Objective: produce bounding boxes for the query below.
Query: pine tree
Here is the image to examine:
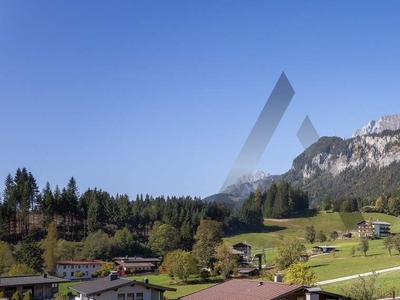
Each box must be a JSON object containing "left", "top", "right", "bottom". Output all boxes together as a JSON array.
[
  {"left": 3, "top": 173, "right": 16, "bottom": 238},
  {"left": 15, "top": 232, "right": 44, "bottom": 273},
  {"left": 10, "top": 291, "right": 21, "bottom": 300},
  {"left": 263, "top": 183, "right": 277, "bottom": 218},
  {"left": 66, "top": 177, "right": 79, "bottom": 240},
  {"left": 22, "top": 291, "right": 33, "bottom": 300},
  {"left": 41, "top": 182, "right": 55, "bottom": 228}
]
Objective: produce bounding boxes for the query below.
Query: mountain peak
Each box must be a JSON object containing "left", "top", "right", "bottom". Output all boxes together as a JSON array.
[
  {"left": 222, "top": 171, "right": 271, "bottom": 196},
  {"left": 353, "top": 114, "right": 400, "bottom": 137}
]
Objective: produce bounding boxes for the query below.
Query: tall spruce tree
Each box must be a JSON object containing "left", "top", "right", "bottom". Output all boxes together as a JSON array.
[{"left": 15, "top": 232, "right": 44, "bottom": 273}]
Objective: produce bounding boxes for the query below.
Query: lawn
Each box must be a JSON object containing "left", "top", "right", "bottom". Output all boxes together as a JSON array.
[
  {"left": 224, "top": 212, "right": 400, "bottom": 264},
  {"left": 305, "top": 237, "right": 400, "bottom": 281},
  {"left": 322, "top": 270, "right": 400, "bottom": 297},
  {"left": 58, "top": 274, "right": 218, "bottom": 300}
]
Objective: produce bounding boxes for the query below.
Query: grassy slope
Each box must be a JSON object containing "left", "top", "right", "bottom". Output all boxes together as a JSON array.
[
  {"left": 225, "top": 211, "right": 400, "bottom": 284},
  {"left": 60, "top": 212, "right": 400, "bottom": 299}
]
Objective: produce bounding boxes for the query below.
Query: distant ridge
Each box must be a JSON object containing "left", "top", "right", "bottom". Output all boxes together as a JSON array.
[
  {"left": 206, "top": 114, "right": 400, "bottom": 206},
  {"left": 353, "top": 114, "right": 400, "bottom": 137}
]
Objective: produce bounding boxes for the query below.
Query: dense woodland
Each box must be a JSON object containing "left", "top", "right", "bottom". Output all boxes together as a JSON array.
[{"left": 0, "top": 168, "right": 233, "bottom": 244}]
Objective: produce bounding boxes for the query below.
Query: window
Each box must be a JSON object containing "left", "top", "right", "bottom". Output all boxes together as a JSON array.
[
  {"left": 93, "top": 264, "right": 96, "bottom": 268},
  {"left": 85, "top": 271, "right": 88, "bottom": 276},
  {"left": 71, "top": 265, "right": 74, "bottom": 269},
  {"left": 71, "top": 272, "right": 74, "bottom": 277},
  {"left": 118, "top": 294, "right": 125, "bottom": 300},
  {"left": 136, "top": 293, "right": 143, "bottom": 300},
  {"left": 63, "top": 272, "right": 66, "bottom": 277},
  {"left": 127, "top": 293, "right": 134, "bottom": 300},
  {"left": 63, "top": 265, "right": 66, "bottom": 269}
]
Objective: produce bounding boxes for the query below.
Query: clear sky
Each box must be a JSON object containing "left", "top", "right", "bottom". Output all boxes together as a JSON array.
[{"left": 1, "top": 1, "right": 399, "bottom": 199}]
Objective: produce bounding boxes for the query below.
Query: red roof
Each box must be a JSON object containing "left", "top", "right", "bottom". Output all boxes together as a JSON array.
[
  {"left": 56, "top": 260, "right": 106, "bottom": 265},
  {"left": 179, "top": 279, "right": 304, "bottom": 300}
]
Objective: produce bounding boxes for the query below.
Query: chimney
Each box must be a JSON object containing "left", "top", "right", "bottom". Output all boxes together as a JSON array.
[
  {"left": 109, "top": 271, "right": 118, "bottom": 281},
  {"left": 43, "top": 274, "right": 47, "bottom": 278},
  {"left": 305, "top": 293, "right": 319, "bottom": 300},
  {"left": 274, "top": 274, "right": 282, "bottom": 283},
  {"left": 144, "top": 278, "right": 149, "bottom": 284}
]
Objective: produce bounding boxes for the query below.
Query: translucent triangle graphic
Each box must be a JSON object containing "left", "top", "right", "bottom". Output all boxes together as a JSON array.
[{"left": 297, "top": 115, "right": 319, "bottom": 150}]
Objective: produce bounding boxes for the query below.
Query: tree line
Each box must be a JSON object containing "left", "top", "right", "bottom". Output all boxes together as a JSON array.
[
  {"left": 320, "top": 193, "right": 400, "bottom": 216},
  {"left": 0, "top": 167, "right": 234, "bottom": 244}
]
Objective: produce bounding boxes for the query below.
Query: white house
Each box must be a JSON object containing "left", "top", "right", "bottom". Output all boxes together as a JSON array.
[
  {"left": 69, "top": 273, "right": 176, "bottom": 300},
  {"left": 372, "top": 221, "right": 391, "bottom": 237},
  {"left": 55, "top": 260, "right": 106, "bottom": 280},
  {"left": 357, "top": 220, "right": 391, "bottom": 237}
]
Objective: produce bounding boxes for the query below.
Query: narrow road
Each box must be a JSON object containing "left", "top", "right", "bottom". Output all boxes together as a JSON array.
[{"left": 316, "top": 266, "right": 400, "bottom": 285}]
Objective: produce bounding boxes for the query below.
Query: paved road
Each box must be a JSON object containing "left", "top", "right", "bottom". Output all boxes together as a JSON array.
[{"left": 316, "top": 266, "right": 400, "bottom": 285}]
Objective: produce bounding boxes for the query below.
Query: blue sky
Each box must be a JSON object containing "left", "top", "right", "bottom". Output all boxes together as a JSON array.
[{"left": 0, "top": 1, "right": 399, "bottom": 198}]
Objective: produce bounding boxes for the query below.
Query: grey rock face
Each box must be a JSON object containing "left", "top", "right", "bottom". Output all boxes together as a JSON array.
[
  {"left": 223, "top": 171, "right": 271, "bottom": 196},
  {"left": 353, "top": 115, "right": 400, "bottom": 137}
]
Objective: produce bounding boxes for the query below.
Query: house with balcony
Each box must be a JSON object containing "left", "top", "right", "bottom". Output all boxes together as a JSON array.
[
  {"left": 232, "top": 242, "right": 252, "bottom": 262},
  {"left": 357, "top": 220, "right": 391, "bottom": 237},
  {"left": 113, "top": 257, "right": 161, "bottom": 275}
]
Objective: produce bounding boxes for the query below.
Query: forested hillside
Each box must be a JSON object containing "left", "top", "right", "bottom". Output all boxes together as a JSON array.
[
  {"left": 218, "top": 129, "right": 400, "bottom": 208},
  {"left": 0, "top": 168, "right": 267, "bottom": 245}
]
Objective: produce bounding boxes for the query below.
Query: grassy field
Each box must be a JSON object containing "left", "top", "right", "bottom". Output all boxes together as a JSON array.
[
  {"left": 58, "top": 274, "right": 218, "bottom": 300},
  {"left": 59, "top": 212, "right": 400, "bottom": 299},
  {"left": 322, "top": 270, "right": 400, "bottom": 297},
  {"left": 225, "top": 211, "right": 400, "bottom": 263}
]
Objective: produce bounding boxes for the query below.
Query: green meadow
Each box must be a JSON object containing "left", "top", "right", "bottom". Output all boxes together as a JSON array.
[{"left": 59, "top": 212, "right": 400, "bottom": 299}]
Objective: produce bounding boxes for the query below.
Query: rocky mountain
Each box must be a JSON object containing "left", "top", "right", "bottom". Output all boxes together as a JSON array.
[
  {"left": 283, "top": 130, "right": 400, "bottom": 205},
  {"left": 203, "top": 171, "right": 277, "bottom": 207},
  {"left": 223, "top": 171, "right": 272, "bottom": 197},
  {"left": 206, "top": 115, "right": 400, "bottom": 207},
  {"left": 353, "top": 114, "right": 400, "bottom": 137}
]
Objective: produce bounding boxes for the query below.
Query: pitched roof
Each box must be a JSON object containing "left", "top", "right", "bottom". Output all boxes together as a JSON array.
[
  {"left": 357, "top": 220, "right": 391, "bottom": 226},
  {"left": 69, "top": 277, "right": 176, "bottom": 296},
  {"left": 113, "top": 257, "right": 161, "bottom": 263},
  {"left": 232, "top": 242, "right": 251, "bottom": 247},
  {"left": 116, "top": 262, "right": 155, "bottom": 268},
  {"left": 0, "top": 274, "right": 70, "bottom": 287},
  {"left": 312, "top": 246, "right": 337, "bottom": 249},
  {"left": 237, "top": 268, "right": 257, "bottom": 274},
  {"left": 56, "top": 260, "right": 106, "bottom": 265},
  {"left": 179, "top": 279, "right": 304, "bottom": 300},
  {"left": 373, "top": 221, "right": 391, "bottom": 225}
]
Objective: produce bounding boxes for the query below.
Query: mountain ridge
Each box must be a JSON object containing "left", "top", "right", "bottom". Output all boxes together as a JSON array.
[{"left": 207, "top": 114, "right": 400, "bottom": 206}]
